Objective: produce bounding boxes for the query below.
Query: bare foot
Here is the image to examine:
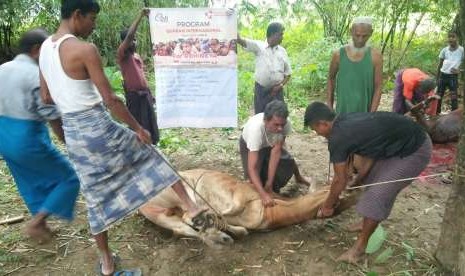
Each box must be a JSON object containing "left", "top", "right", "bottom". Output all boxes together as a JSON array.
[
  {"left": 25, "top": 221, "right": 53, "bottom": 243},
  {"left": 98, "top": 254, "right": 119, "bottom": 276},
  {"left": 346, "top": 221, "right": 363, "bottom": 232},
  {"left": 337, "top": 246, "right": 365, "bottom": 264}
]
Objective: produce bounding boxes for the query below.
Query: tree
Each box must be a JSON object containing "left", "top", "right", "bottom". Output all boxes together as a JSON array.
[
  {"left": 309, "top": 0, "right": 365, "bottom": 43},
  {"left": 435, "top": 0, "right": 465, "bottom": 271}
]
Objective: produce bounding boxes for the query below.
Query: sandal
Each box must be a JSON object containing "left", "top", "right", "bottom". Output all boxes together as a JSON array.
[{"left": 114, "top": 268, "right": 142, "bottom": 276}]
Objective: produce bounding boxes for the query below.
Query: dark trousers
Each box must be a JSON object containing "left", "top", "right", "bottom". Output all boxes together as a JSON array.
[
  {"left": 437, "top": 73, "right": 459, "bottom": 114},
  {"left": 254, "top": 82, "right": 284, "bottom": 114},
  {"left": 125, "top": 89, "right": 160, "bottom": 145},
  {"left": 239, "top": 137, "right": 296, "bottom": 193}
]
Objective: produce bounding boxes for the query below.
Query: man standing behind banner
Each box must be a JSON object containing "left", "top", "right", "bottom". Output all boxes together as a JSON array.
[
  {"left": 237, "top": 22, "right": 292, "bottom": 114},
  {"left": 118, "top": 8, "right": 159, "bottom": 145}
]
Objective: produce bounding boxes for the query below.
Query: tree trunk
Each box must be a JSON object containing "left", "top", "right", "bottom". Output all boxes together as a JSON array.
[
  {"left": 435, "top": 129, "right": 465, "bottom": 273},
  {"left": 435, "top": 0, "right": 465, "bottom": 267},
  {"left": 461, "top": 0, "right": 465, "bottom": 108}
]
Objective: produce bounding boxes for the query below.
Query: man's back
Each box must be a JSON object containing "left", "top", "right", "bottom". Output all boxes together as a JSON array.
[{"left": 0, "top": 55, "right": 43, "bottom": 121}]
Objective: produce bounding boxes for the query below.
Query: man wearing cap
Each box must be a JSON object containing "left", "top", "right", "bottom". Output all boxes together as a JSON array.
[
  {"left": 392, "top": 68, "right": 438, "bottom": 115},
  {"left": 327, "top": 17, "right": 383, "bottom": 114}
]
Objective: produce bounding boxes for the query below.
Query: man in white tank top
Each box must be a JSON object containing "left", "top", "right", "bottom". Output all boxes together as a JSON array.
[{"left": 39, "top": 1, "right": 205, "bottom": 275}]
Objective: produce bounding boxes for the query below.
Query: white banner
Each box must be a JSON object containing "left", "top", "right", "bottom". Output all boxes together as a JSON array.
[{"left": 149, "top": 8, "right": 237, "bottom": 128}]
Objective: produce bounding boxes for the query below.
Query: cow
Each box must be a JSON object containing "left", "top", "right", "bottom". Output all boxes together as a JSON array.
[
  {"left": 139, "top": 169, "right": 359, "bottom": 248},
  {"left": 411, "top": 107, "right": 462, "bottom": 144}
]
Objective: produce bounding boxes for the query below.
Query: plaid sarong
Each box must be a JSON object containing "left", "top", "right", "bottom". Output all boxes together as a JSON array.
[
  {"left": 356, "top": 136, "right": 432, "bottom": 221},
  {"left": 62, "top": 105, "right": 179, "bottom": 234}
]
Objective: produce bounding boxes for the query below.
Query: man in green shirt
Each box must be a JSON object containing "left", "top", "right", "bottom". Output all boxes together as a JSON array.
[{"left": 327, "top": 17, "right": 383, "bottom": 113}]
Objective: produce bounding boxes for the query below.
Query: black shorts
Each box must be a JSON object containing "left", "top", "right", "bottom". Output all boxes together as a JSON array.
[{"left": 437, "top": 73, "right": 458, "bottom": 94}]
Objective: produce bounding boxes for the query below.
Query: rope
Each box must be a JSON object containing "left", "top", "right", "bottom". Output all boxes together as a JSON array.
[
  {"left": 346, "top": 173, "right": 446, "bottom": 190},
  {"left": 154, "top": 148, "right": 224, "bottom": 218},
  {"left": 326, "top": 160, "right": 331, "bottom": 185}
]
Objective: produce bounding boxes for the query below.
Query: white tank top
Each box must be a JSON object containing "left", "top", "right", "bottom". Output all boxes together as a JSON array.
[{"left": 39, "top": 34, "right": 102, "bottom": 114}]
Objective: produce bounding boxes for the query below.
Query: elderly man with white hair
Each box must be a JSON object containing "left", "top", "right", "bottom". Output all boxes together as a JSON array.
[{"left": 327, "top": 16, "right": 383, "bottom": 114}]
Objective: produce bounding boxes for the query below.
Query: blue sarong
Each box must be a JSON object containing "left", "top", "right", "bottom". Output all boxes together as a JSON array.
[
  {"left": 0, "top": 116, "right": 80, "bottom": 220},
  {"left": 62, "top": 105, "right": 179, "bottom": 234}
]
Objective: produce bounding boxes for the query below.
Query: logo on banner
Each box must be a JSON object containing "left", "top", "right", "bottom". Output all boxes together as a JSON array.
[{"left": 154, "top": 13, "right": 168, "bottom": 23}]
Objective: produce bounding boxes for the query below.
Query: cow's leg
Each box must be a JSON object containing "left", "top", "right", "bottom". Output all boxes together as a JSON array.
[
  {"left": 139, "top": 205, "right": 202, "bottom": 238},
  {"left": 221, "top": 188, "right": 256, "bottom": 216},
  {"left": 223, "top": 224, "right": 248, "bottom": 237}
]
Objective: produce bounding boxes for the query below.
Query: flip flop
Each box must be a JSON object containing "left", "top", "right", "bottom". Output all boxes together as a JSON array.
[
  {"left": 96, "top": 253, "right": 121, "bottom": 276},
  {"left": 114, "top": 268, "right": 142, "bottom": 276}
]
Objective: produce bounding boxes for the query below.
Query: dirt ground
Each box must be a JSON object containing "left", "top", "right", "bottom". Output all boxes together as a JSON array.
[{"left": 0, "top": 94, "right": 456, "bottom": 275}]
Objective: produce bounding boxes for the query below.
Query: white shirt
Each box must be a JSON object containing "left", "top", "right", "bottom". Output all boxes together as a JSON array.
[
  {"left": 39, "top": 34, "right": 102, "bottom": 114},
  {"left": 0, "top": 54, "right": 60, "bottom": 121},
  {"left": 241, "top": 113, "right": 291, "bottom": 151},
  {"left": 244, "top": 38, "right": 292, "bottom": 89},
  {"left": 439, "top": 45, "right": 464, "bottom": 74}
]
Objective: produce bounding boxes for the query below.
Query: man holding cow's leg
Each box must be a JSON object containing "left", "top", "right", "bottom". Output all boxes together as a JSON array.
[
  {"left": 240, "top": 100, "right": 310, "bottom": 207},
  {"left": 304, "top": 102, "right": 432, "bottom": 263}
]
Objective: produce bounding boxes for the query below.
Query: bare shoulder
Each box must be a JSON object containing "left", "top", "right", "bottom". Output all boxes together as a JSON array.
[
  {"left": 371, "top": 48, "right": 382, "bottom": 59},
  {"left": 61, "top": 38, "right": 98, "bottom": 58},
  {"left": 331, "top": 48, "right": 340, "bottom": 58},
  {"left": 81, "top": 42, "right": 99, "bottom": 55},
  {"left": 329, "top": 48, "right": 340, "bottom": 65}
]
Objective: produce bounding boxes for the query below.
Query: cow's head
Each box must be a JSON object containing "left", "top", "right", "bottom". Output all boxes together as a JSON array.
[{"left": 185, "top": 211, "right": 234, "bottom": 248}]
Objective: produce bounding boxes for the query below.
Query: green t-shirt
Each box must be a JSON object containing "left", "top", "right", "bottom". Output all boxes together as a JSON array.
[{"left": 335, "top": 47, "right": 374, "bottom": 114}]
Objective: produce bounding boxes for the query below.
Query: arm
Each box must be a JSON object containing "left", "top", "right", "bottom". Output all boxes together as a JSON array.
[
  {"left": 270, "top": 75, "right": 291, "bottom": 96},
  {"left": 48, "top": 119, "right": 65, "bottom": 143},
  {"left": 370, "top": 49, "right": 383, "bottom": 112},
  {"left": 264, "top": 140, "right": 284, "bottom": 192},
  {"left": 247, "top": 150, "right": 275, "bottom": 207},
  {"left": 281, "top": 75, "right": 291, "bottom": 86},
  {"left": 236, "top": 33, "right": 246, "bottom": 48},
  {"left": 326, "top": 50, "right": 340, "bottom": 110},
  {"left": 83, "top": 43, "right": 151, "bottom": 144},
  {"left": 348, "top": 157, "right": 374, "bottom": 187},
  {"left": 117, "top": 9, "right": 149, "bottom": 59},
  {"left": 39, "top": 72, "right": 65, "bottom": 143},
  {"left": 318, "top": 162, "right": 348, "bottom": 217},
  {"left": 402, "top": 79, "right": 416, "bottom": 112},
  {"left": 40, "top": 71, "right": 54, "bottom": 105},
  {"left": 437, "top": 58, "right": 444, "bottom": 79}
]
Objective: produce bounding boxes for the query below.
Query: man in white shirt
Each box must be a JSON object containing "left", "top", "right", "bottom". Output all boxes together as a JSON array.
[
  {"left": 436, "top": 30, "right": 464, "bottom": 113},
  {"left": 239, "top": 100, "right": 310, "bottom": 207},
  {"left": 237, "top": 22, "right": 292, "bottom": 114}
]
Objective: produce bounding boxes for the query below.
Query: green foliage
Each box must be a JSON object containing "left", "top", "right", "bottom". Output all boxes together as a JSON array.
[
  {"left": 0, "top": 231, "right": 24, "bottom": 248},
  {"left": 104, "top": 66, "right": 124, "bottom": 98},
  {"left": 0, "top": 249, "right": 21, "bottom": 264},
  {"left": 366, "top": 225, "right": 387, "bottom": 254},
  {"left": 158, "top": 129, "right": 189, "bottom": 153},
  {"left": 402, "top": 241, "right": 415, "bottom": 261},
  {"left": 375, "top": 247, "right": 394, "bottom": 264}
]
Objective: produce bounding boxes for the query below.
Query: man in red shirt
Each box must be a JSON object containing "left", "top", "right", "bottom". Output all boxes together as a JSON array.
[
  {"left": 117, "top": 8, "right": 159, "bottom": 144},
  {"left": 392, "top": 68, "right": 438, "bottom": 115}
]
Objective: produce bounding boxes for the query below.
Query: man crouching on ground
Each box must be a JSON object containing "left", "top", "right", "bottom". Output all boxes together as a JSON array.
[
  {"left": 240, "top": 100, "right": 311, "bottom": 207},
  {"left": 304, "top": 102, "right": 432, "bottom": 263}
]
